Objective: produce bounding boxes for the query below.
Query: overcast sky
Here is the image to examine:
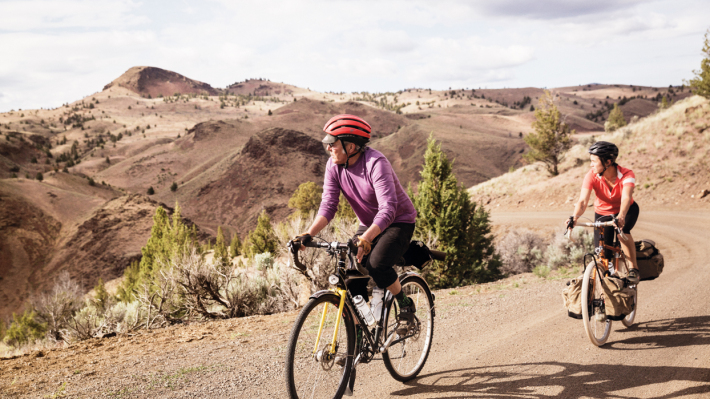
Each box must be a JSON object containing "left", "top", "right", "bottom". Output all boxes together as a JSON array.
[{"left": 1, "top": 0, "right": 708, "bottom": 112}]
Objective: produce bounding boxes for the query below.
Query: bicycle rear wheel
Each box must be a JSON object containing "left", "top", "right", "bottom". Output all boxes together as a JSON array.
[
  {"left": 382, "top": 274, "right": 434, "bottom": 381},
  {"left": 285, "top": 293, "right": 355, "bottom": 399},
  {"left": 581, "top": 261, "right": 612, "bottom": 346}
]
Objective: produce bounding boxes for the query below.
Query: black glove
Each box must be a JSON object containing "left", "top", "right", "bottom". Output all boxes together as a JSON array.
[
  {"left": 566, "top": 216, "right": 575, "bottom": 230},
  {"left": 293, "top": 233, "right": 312, "bottom": 246}
]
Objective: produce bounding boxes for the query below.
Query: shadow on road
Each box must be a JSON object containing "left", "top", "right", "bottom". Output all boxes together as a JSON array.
[
  {"left": 390, "top": 361, "right": 710, "bottom": 398},
  {"left": 609, "top": 315, "right": 710, "bottom": 350}
]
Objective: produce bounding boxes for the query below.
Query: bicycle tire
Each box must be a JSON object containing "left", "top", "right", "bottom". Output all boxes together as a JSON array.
[
  {"left": 382, "top": 274, "right": 434, "bottom": 381},
  {"left": 581, "top": 261, "right": 612, "bottom": 346},
  {"left": 285, "top": 293, "right": 355, "bottom": 399}
]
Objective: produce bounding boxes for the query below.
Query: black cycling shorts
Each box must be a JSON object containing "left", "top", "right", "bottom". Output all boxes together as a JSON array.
[
  {"left": 345, "top": 223, "right": 415, "bottom": 301},
  {"left": 594, "top": 201, "right": 640, "bottom": 258}
]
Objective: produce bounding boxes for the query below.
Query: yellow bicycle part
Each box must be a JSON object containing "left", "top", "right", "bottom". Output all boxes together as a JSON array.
[{"left": 312, "top": 287, "right": 348, "bottom": 356}]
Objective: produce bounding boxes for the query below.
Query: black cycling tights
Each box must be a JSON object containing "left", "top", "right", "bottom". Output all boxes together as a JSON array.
[{"left": 594, "top": 201, "right": 640, "bottom": 259}]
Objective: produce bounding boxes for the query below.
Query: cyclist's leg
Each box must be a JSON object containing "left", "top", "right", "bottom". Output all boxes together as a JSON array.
[
  {"left": 361, "top": 223, "right": 414, "bottom": 293},
  {"left": 361, "top": 223, "right": 415, "bottom": 319},
  {"left": 594, "top": 212, "right": 616, "bottom": 259},
  {"left": 617, "top": 202, "right": 640, "bottom": 271}
]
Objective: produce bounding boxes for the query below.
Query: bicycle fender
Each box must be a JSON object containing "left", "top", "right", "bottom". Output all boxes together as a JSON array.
[{"left": 309, "top": 290, "right": 341, "bottom": 300}]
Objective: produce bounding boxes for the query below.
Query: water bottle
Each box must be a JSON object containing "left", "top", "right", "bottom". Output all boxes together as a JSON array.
[
  {"left": 370, "top": 287, "right": 385, "bottom": 323},
  {"left": 353, "top": 295, "right": 376, "bottom": 327}
]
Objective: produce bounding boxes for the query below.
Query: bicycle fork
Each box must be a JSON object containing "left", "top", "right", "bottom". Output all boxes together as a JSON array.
[{"left": 313, "top": 287, "right": 348, "bottom": 357}]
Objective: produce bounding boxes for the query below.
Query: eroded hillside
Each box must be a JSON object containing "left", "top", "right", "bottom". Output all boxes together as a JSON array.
[{"left": 469, "top": 95, "right": 710, "bottom": 212}]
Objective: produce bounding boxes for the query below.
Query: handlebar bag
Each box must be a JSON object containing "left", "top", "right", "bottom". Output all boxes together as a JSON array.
[
  {"left": 635, "top": 239, "right": 664, "bottom": 281},
  {"left": 562, "top": 275, "right": 584, "bottom": 319}
]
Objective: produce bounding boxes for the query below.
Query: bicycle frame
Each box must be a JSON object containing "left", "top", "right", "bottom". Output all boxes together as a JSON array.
[
  {"left": 292, "top": 239, "right": 413, "bottom": 363},
  {"left": 587, "top": 221, "right": 627, "bottom": 277}
]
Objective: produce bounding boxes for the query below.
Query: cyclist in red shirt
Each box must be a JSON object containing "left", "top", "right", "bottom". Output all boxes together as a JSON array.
[{"left": 568, "top": 141, "right": 640, "bottom": 284}]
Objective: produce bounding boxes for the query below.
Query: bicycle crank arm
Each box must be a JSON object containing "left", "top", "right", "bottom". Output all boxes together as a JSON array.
[
  {"left": 379, "top": 327, "right": 400, "bottom": 353},
  {"left": 380, "top": 325, "right": 415, "bottom": 353}
]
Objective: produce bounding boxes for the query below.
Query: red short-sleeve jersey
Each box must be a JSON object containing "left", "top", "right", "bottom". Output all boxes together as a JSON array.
[{"left": 582, "top": 165, "right": 635, "bottom": 215}]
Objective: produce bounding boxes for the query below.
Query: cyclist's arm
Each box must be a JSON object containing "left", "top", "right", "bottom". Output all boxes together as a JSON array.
[
  {"left": 617, "top": 184, "right": 634, "bottom": 227},
  {"left": 306, "top": 215, "right": 329, "bottom": 237},
  {"left": 370, "top": 157, "right": 398, "bottom": 233},
  {"left": 572, "top": 187, "right": 593, "bottom": 222},
  {"left": 316, "top": 161, "right": 341, "bottom": 223}
]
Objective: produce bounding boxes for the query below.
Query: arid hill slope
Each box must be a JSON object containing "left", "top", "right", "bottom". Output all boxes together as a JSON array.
[
  {"left": 0, "top": 177, "right": 200, "bottom": 319},
  {"left": 469, "top": 95, "right": 710, "bottom": 213},
  {"left": 184, "top": 127, "right": 327, "bottom": 234}
]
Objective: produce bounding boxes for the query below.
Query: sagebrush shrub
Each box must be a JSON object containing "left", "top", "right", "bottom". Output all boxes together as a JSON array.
[
  {"left": 497, "top": 228, "right": 546, "bottom": 275},
  {"left": 545, "top": 227, "right": 594, "bottom": 270}
]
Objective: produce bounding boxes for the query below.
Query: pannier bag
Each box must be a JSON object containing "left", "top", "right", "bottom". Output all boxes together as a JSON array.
[
  {"left": 635, "top": 239, "right": 664, "bottom": 281},
  {"left": 600, "top": 276, "right": 635, "bottom": 320},
  {"left": 562, "top": 275, "right": 584, "bottom": 319}
]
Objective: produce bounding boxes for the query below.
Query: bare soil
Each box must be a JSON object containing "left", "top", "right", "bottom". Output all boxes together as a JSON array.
[{"left": 2, "top": 209, "right": 708, "bottom": 398}]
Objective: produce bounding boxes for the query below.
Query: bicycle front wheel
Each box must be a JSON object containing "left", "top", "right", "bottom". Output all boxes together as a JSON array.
[
  {"left": 382, "top": 274, "right": 434, "bottom": 382},
  {"left": 285, "top": 293, "right": 355, "bottom": 399},
  {"left": 581, "top": 261, "right": 612, "bottom": 346}
]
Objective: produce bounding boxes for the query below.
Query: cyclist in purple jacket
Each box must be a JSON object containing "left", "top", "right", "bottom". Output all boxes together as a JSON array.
[{"left": 294, "top": 114, "right": 417, "bottom": 322}]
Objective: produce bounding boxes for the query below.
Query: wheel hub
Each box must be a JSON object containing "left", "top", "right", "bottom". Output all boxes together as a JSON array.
[{"left": 314, "top": 344, "right": 336, "bottom": 370}]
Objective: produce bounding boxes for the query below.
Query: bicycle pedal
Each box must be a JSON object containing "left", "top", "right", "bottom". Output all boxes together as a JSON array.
[{"left": 595, "top": 312, "right": 607, "bottom": 322}]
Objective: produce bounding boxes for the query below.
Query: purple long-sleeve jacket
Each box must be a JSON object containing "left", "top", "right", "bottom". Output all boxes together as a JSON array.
[{"left": 318, "top": 147, "right": 417, "bottom": 231}]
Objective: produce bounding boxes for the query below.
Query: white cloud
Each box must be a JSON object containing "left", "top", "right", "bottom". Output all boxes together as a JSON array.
[
  {"left": 0, "top": 0, "right": 708, "bottom": 111},
  {"left": 0, "top": 0, "right": 147, "bottom": 31}
]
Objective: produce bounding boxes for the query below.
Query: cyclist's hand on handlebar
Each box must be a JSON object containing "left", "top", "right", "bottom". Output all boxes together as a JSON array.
[
  {"left": 292, "top": 233, "right": 312, "bottom": 251},
  {"left": 355, "top": 236, "right": 372, "bottom": 263},
  {"left": 615, "top": 215, "right": 626, "bottom": 229},
  {"left": 564, "top": 216, "right": 575, "bottom": 237},
  {"left": 565, "top": 216, "right": 575, "bottom": 230}
]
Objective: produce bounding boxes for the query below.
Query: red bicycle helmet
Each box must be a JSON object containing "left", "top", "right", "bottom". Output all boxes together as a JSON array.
[{"left": 322, "top": 114, "right": 371, "bottom": 145}]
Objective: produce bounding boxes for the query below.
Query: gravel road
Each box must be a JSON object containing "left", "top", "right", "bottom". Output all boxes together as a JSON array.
[{"left": 2, "top": 210, "right": 708, "bottom": 398}]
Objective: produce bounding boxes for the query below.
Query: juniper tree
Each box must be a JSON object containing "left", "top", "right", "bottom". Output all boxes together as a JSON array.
[
  {"left": 412, "top": 135, "right": 501, "bottom": 288},
  {"left": 229, "top": 232, "right": 242, "bottom": 258},
  {"left": 92, "top": 277, "right": 110, "bottom": 311},
  {"left": 213, "top": 226, "right": 231, "bottom": 270},
  {"left": 288, "top": 181, "right": 322, "bottom": 217},
  {"left": 117, "top": 204, "right": 196, "bottom": 302},
  {"left": 245, "top": 210, "right": 278, "bottom": 257},
  {"left": 687, "top": 29, "right": 710, "bottom": 98},
  {"left": 605, "top": 103, "right": 626, "bottom": 132},
  {"left": 3, "top": 310, "right": 46, "bottom": 347},
  {"left": 523, "top": 91, "right": 573, "bottom": 176}
]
